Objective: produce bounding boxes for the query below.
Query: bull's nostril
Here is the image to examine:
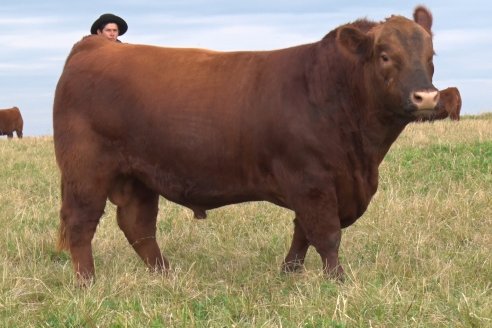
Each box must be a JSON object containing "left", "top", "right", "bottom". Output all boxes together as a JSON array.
[{"left": 413, "top": 94, "right": 423, "bottom": 103}]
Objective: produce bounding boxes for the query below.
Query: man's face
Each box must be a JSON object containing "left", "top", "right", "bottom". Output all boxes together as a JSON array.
[{"left": 97, "top": 23, "right": 119, "bottom": 41}]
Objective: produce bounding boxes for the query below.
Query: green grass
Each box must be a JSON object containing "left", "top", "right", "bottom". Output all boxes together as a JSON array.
[{"left": 0, "top": 117, "right": 491, "bottom": 327}]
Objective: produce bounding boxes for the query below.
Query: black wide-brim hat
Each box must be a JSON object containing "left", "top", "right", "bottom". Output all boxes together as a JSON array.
[{"left": 90, "top": 13, "right": 128, "bottom": 36}]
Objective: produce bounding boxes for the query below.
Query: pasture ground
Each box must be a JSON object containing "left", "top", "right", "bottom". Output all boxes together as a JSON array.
[{"left": 0, "top": 115, "right": 491, "bottom": 327}]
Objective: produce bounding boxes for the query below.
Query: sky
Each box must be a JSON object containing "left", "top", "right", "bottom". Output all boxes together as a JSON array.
[{"left": 1, "top": 1, "right": 491, "bottom": 136}]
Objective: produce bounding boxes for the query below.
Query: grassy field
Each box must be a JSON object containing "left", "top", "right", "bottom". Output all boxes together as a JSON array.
[{"left": 1, "top": 116, "right": 491, "bottom": 327}]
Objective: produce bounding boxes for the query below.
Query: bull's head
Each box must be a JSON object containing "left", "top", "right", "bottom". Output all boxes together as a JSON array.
[{"left": 337, "top": 6, "right": 439, "bottom": 120}]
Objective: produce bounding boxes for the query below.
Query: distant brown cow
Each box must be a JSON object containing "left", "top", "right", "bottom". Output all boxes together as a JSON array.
[
  {"left": 0, "top": 107, "right": 23, "bottom": 138},
  {"left": 433, "top": 87, "right": 462, "bottom": 120},
  {"left": 418, "top": 87, "right": 462, "bottom": 122},
  {"left": 54, "top": 6, "right": 446, "bottom": 283}
]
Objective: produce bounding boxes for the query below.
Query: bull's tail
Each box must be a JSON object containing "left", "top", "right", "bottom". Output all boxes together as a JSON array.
[
  {"left": 57, "top": 220, "right": 69, "bottom": 251},
  {"left": 56, "top": 218, "right": 69, "bottom": 252},
  {"left": 57, "top": 179, "right": 70, "bottom": 251}
]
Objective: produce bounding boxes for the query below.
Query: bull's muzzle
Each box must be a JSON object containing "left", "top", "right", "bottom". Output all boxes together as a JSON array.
[{"left": 411, "top": 90, "right": 439, "bottom": 110}]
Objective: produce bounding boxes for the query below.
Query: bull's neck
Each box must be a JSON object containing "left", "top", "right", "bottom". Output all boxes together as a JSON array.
[
  {"left": 306, "top": 41, "right": 409, "bottom": 165},
  {"left": 345, "top": 85, "right": 410, "bottom": 165},
  {"left": 359, "top": 69, "right": 411, "bottom": 164},
  {"left": 361, "top": 109, "right": 408, "bottom": 164}
]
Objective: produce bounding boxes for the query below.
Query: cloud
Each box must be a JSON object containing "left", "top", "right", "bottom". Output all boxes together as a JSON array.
[
  {"left": 0, "top": 17, "right": 58, "bottom": 25},
  {"left": 435, "top": 28, "right": 492, "bottom": 52},
  {"left": 129, "top": 12, "right": 349, "bottom": 51},
  {"left": 0, "top": 31, "right": 84, "bottom": 51}
]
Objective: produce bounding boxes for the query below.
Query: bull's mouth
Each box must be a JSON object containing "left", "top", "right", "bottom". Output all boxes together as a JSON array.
[
  {"left": 413, "top": 107, "right": 436, "bottom": 114},
  {"left": 408, "top": 106, "right": 438, "bottom": 121},
  {"left": 403, "top": 102, "right": 432, "bottom": 110},
  {"left": 394, "top": 105, "right": 436, "bottom": 122}
]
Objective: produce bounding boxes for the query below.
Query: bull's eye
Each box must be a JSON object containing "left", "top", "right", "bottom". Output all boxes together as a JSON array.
[{"left": 380, "top": 52, "right": 390, "bottom": 63}]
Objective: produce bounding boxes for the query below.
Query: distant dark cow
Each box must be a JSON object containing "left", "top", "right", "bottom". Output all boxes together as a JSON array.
[
  {"left": 0, "top": 107, "right": 23, "bottom": 138},
  {"left": 417, "top": 87, "right": 462, "bottom": 122},
  {"left": 54, "top": 6, "right": 445, "bottom": 283}
]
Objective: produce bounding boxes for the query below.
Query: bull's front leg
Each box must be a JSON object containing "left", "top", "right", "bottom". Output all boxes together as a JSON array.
[
  {"left": 282, "top": 217, "right": 310, "bottom": 272},
  {"left": 113, "top": 178, "right": 168, "bottom": 272},
  {"left": 285, "top": 186, "right": 344, "bottom": 280}
]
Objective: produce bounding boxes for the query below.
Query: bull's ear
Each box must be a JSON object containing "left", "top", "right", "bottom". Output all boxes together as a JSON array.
[
  {"left": 413, "top": 6, "right": 433, "bottom": 34},
  {"left": 337, "top": 26, "right": 372, "bottom": 59}
]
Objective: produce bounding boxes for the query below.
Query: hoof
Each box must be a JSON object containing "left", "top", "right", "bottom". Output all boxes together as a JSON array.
[
  {"left": 326, "top": 266, "right": 345, "bottom": 283},
  {"left": 281, "top": 260, "right": 305, "bottom": 273}
]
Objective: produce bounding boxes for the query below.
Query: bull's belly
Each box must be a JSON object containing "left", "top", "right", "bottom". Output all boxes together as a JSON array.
[
  {"left": 160, "top": 186, "right": 271, "bottom": 220},
  {"left": 135, "top": 169, "right": 278, "bottom": 216}
]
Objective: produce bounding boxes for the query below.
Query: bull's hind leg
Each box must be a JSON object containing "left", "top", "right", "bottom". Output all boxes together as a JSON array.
[
  {"left": 282, "top": 218, "right": 310, "bottom": 272},
  {"left": 110, "top": 177, "right": 168, "bottom": 272},
  {"left": 58, "top": 177, "right": 107, "bottom": 284}
]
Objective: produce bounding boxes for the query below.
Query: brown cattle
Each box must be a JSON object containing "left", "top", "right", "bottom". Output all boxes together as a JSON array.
[
  {"left": 433, "top": 87, "right": 462, "bottom": 121},
  {"left": 54, "top": 6, "right": 444, "bottom": 283},
  {"left": 0, "top": 107, "right": 23, "bottom": 138}
]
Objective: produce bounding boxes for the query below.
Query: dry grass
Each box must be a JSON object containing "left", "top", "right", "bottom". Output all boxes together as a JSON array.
[
  {"left": 394, "top": 117, "right": 492, "bottom": 149},
  {"left": 0, "top": 116, "right": 491, "bottom": 327}
]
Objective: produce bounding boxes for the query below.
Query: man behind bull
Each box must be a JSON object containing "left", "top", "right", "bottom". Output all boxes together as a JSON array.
[{"left": 90, "top": 13, "right": 128, "bottom": 42}]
